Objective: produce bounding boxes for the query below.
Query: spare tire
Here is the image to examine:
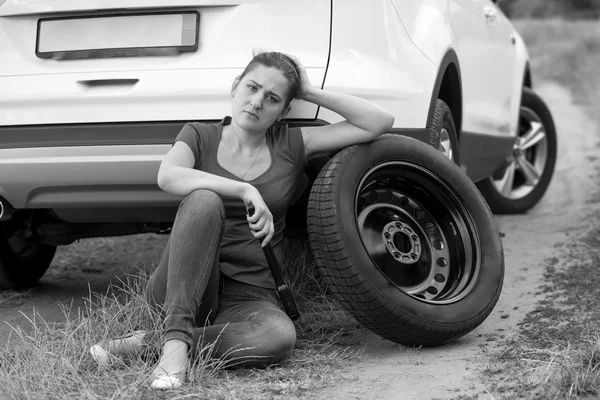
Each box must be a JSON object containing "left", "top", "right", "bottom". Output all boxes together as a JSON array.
[{"left": 307, "top": 135, "right": 504, "bottom": 346}]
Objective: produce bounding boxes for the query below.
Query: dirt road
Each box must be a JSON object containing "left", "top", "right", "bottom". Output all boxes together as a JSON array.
[{"left": 0, "top": 82, "right": 597, "bottom": 399}]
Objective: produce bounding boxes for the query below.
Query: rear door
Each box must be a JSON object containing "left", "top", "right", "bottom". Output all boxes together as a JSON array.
[
  {"left": 448, "top": 0, "right": 517, "bottom": 137},
  {"left": 0, "top": 0, "right": 331, "bottom": 125}
]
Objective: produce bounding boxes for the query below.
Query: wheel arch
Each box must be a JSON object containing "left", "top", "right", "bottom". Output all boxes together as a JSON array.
[
  {"left": 523, "top": 62, "right": 532, "bottom": 89},
  {"left": 427, "top": 49, "right": 463, "bottom": 136}
]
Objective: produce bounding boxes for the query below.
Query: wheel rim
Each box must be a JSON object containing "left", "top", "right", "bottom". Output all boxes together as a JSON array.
[
  {"left": 491, "top": 106, "right": 548, "bottom": 199},
  {"left": 355, "top": 161, "right": 481, "bottom": 304},
  {"left": 439, "top": 127, "right": 454, "bottom": 161}
]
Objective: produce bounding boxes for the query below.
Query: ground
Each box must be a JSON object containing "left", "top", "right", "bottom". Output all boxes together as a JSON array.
[
  {"left": 0, "top": 81, "right": 597, "bottom": 400},
  {"left": 310, "top": 83, "right": 600, "bottom": 399}
]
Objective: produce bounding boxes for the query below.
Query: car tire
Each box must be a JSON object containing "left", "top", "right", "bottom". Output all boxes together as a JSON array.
[
  {"left": 429, "top": 99, "right": 460, "bottom": 165},
  {"left": 307, "top": 134, "right": 504, "bottom": 346},
  {"left": 476, "top": 87, "right": 557, "bottom": 214},
  {"left": 0, "top": 219, "right": 56, "bottom": 289}
]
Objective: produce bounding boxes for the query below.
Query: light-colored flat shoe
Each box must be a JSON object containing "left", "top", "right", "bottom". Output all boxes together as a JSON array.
[
  {"left": 150, "top": 370, "right": 186, "bottom": 390},
  {"left": 89, "top": 343, "right": 111, "bottom": 365},
  {"left": 89, "top": 330, "right": 148, "bottom": 366}
]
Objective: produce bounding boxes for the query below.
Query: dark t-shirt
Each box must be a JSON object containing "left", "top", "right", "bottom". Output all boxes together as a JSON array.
[{"left": 174, "top": 117, "right": 306, "bottom": 288}]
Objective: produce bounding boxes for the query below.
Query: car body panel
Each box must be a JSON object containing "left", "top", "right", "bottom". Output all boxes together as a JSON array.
[
  {"left": 0, "top": 0, "right": 330, "bottom": 125},
  {"left": 0, "top": 0, "right": 241, "bottom": 16},
  {"left": 318, "top": 0, "right": 437, "bottom": 130},
  {"left": 391, "top": 0, "right": 519, "bottom": 138},
  {"left": 446, "top": 0, "right": 517, "bottom": 138},
  {"left": 0, "top": 144, "right": 178, "bottom": 210},
  {"left": 390, "top": 0, "right": 452, "bottom": 67}
]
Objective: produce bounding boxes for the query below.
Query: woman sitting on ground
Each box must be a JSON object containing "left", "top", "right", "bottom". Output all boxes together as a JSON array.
[{"left": 90, "top": 51, "right": 394, "bottom": 390}]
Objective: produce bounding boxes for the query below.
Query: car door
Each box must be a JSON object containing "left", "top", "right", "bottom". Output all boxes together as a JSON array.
[{"left": 448, "top": 0, "right": 517, "bottom": 137}]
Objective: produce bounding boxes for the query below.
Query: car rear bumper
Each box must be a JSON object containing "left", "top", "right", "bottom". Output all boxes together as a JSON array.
[
  {"left": 0, "top": 118, "right": 329, "bottom": 222},
  {"left": 0, "top": 143, "right": 178, "bottom": 212}
]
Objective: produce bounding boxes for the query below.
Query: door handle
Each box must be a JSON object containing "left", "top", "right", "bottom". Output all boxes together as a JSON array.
[
  {"left": 76, "top": 78, "right": 139, "bottom": 94},
  {"left": 77, "top": 79, "right": 139, "bottom": 88}
]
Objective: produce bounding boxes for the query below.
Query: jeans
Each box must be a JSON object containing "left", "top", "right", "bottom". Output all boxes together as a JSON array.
[{"left": 145, "top": 189, "right": 296, "bottom": 368}]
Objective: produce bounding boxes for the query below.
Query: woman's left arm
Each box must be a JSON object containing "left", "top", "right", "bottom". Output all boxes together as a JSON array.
[{"left": 288, "top": 55, "right": 395, "bottom": 160}]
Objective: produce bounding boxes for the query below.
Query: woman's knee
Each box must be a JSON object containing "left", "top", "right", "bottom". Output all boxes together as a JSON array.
[
  {"left": 254, "top": 310, "right": 297, "bottom": 362},
  {"left": 183, "top": 189, "right": 224, "bottom": 212},
  {"left": 178, "top": 189, "right": 225, "bottom": 222}
]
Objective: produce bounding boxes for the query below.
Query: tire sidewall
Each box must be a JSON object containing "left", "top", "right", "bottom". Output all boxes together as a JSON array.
[
  {"left": 431, "top": 99, "right": 460, "bottom": 166},
  {"left": 332, "top": 136, "right": 504, "bottom": 326},
  {"left": 0, "top": 223, "right": 55, "bottom": 288}
]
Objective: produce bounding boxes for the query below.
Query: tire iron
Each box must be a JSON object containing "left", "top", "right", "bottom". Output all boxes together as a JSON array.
[{"left": 247, "top": 204, "right": 300, "bottom": 321}]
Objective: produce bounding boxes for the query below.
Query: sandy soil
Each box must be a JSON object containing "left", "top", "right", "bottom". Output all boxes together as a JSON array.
[
  {"left": 309, "top": 82, "right": 600, "bottom": 399},
  {"left": 0, "top": 82, "right": 597, "bottom": 399}
]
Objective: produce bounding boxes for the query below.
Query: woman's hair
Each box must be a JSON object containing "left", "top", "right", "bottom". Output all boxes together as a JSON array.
[{"left": 235, "top": 51, "right": 300, "bottom": 107}]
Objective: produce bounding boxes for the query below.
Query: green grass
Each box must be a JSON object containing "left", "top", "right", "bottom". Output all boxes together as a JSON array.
[{"left": 0, "top": 237, "right": 368, "bottom": 399}]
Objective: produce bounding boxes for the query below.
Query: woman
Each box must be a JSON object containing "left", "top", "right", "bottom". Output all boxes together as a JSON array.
[{"left": 90, "top": 51, "right": 394, "bottom": 389}]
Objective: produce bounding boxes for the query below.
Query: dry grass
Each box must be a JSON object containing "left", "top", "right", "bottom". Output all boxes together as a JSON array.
[
  {"left": 481, "top": 234, "right": 600, "bottom": 399},
  {"left": 0, "top": 237, "right": 367, "bottom": 399}
]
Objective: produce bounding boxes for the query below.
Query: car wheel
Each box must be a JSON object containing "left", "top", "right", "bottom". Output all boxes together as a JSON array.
[
  {"left": 0, "top": 217, "right": 56, "bottom": 289},
  {"left": 430, "top": 99, "right": 460, "bottom": 165},
  {"left": 476, "top": 87, "right": 557, "bottom": 214},
  {"left": 307, "top": 135, "right": 504, "bottom": 346}
]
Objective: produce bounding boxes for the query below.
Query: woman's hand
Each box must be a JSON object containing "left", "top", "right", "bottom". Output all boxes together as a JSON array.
[
  {"left": 241, "top": 185, "right": 274, "bottom": 247},
  {"left": 284, "top": 53, "right": 313, "bottom": 101}
]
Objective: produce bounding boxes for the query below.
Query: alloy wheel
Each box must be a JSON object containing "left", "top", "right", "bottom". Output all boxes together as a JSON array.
[
  {"left": 438, "top": 127, "right": 454, "bottom": 160},
  {"left": 491, "top": 107, "right": 548, "bottom": 199}
]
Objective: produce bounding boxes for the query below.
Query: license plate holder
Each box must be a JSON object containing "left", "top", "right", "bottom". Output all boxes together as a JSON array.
[{"left": 36, "top": 11, "right": 199, "bottom": 60}]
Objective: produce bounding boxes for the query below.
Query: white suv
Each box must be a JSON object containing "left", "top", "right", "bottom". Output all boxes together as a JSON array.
[{"left": 0, "top": 0, "right": 556, "bottom": 346}]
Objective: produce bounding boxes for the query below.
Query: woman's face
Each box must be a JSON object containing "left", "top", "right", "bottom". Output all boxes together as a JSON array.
[{"left": 231, "top": 65, "right": 292, "bottom": 133}]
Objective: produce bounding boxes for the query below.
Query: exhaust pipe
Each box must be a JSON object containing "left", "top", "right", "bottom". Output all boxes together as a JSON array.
[{"left": 0, "top": 198, "right": 13, "bottom": 222}]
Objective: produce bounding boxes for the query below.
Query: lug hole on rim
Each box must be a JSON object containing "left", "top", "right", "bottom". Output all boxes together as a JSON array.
[
  {"left": 414, "top": 207, "right": 425, "bottom": 219},
  {"left": 434, "top": 274, "right": 446, "bottom": 283},
  {"left": 427, "top": 287, "right": 438, "bottom": 295},
  {"left": 399, "top": 196, "right": 409, "bottom": 208},
  {"left": 366, "top": 191, "right": 378, "bottom": 204},
  {"left": 433, "top": 240, "right": 444, "bottom": 250},
  {"left": 393, "top": 252, "right": 401, "bottom": 259},
  {"left": 380, "top": 190, "right": 393, "bottom": 202},
  {"left": 411, "top": 235, "right": 418, "bottom": 242},
  {"left": 424, "top": 223, "right": 435, "bottom": 235},
  {"left": 358, "top": 196, "right": 365, "bottom": 209},
  {"left": 436, "top": 257, "right": 448, "bottom": 267},
  {"left": 384, "top": 232, "right": 391, "bottom": 240}
]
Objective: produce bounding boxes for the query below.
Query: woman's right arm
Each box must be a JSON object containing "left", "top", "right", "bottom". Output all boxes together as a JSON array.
[
  {"left": 157, "top": 141, "right": 248, "bottom": 198},
  {"left": 157, "top": 141, "right": 274, "bottom": 246}
]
